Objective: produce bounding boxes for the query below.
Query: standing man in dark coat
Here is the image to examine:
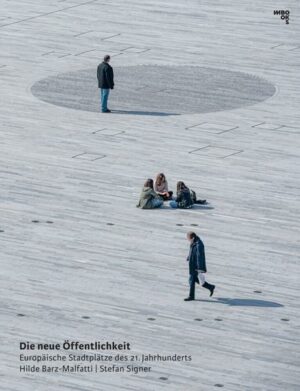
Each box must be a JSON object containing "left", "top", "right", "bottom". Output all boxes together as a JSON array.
[
  {"left": 184, "top": 232, "right": 215, "bottom": 301},
  {"left": 97, "top": 55, "right": 114, "bottom": 113}
]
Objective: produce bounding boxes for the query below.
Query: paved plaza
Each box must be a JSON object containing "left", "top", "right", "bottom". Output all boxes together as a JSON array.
[{"left": 0, "top": 1, "right": 299, "bottom": 390}]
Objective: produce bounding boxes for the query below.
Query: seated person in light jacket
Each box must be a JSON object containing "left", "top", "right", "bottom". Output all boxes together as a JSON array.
[
  {"left": 137, "top": 179, "right": 163, "bottom": 209},
  {"left": 170, "top": 181, "right": 194, "bottom": 209},
  {"left": 154, "top": 173, "right": 173, "bottom": 201}
]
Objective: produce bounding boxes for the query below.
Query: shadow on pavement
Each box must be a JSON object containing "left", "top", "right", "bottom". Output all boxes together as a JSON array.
[
  {"left": 195, "top": 297, "right": 283, "bottom": 307},
  {"left": 193, "top": 204, "right": 214, "bottom": 210},
  {"left": 158, "top": 204, "right": 214, "bottom": 211},
  {"left": 111, "top": 109, "right": 180, "bottom": 116}
]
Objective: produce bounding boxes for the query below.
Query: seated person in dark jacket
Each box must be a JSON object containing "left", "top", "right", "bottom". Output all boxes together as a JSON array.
[
  {"left": 136, "top": 179, "right": 163, "bottom": 209},
  {"left": 170, "top": 181, "right": 193, "bottom": 209}
]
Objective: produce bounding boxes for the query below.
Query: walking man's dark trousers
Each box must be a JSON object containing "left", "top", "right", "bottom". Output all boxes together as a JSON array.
[{"left": 189, "top": 273, "right": 200, "bottom": 301}]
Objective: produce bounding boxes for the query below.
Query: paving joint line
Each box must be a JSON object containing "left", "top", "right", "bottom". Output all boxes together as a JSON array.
[{"left": 0, "top": 0, "right": 98, "bottom": 28}]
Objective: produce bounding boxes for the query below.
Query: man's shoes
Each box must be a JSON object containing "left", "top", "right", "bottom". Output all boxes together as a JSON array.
[
  {"left": 102, "top": 109, "right": 111, "bottom": 113},
  {"left": 202, "top": 282, "right": 215, "bottom": 297},
  {"left": 184, "top": 297, "right": 195, "bottom": 301}
]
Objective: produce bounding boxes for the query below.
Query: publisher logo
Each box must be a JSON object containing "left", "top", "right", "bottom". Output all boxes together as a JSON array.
[{"left": 274, "top": 10, "right": 290, "bottom": 24}]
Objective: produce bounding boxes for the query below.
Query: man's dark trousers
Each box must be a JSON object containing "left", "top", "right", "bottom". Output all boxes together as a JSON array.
[{"left": 189, "top": 273, "right": 199, "bottom": 299}]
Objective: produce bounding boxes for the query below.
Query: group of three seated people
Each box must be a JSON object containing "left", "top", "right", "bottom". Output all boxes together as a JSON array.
[{"left": 137, "top": 173, "right": 206, "bottom": 209}]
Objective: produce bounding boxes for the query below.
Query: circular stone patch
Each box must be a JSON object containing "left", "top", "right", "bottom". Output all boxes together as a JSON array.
[{"left": 31, "top": 66, "right": 276, "bottom": 115}]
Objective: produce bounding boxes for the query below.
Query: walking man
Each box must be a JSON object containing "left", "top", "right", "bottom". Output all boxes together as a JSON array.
[
  {"left": 184, "top": 231, "right": 215, "bottom": 301},
  {"left": 97, "top": 55, "right": 114, "bottom": 113}
]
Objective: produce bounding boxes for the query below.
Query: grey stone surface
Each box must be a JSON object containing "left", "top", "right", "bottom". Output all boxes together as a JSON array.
[
  {"left": 0, "top": 1, "right": 300, "bottom": 391},
  {"left": 31, "top": 66, "right": 276, "bottom": 114}
]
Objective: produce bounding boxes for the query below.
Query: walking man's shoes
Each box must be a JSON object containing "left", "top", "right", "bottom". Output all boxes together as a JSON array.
[
  {"left": 202, "top": 282, "right": 215, "bottom": 297},
  {"left": 184, "top": 297, "right": 195, "bottom": 301},
  {"left": 102, "top": 109, "right": 111, "bottom": 113}
]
